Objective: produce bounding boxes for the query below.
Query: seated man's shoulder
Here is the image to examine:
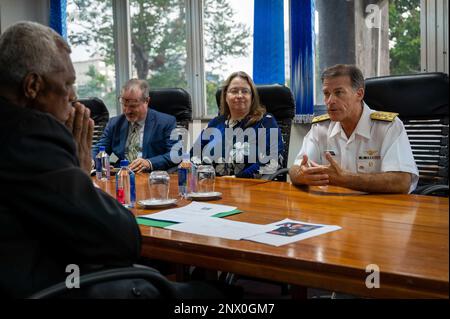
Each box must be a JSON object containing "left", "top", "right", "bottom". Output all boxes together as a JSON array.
[
  {"left": 150, "top": 109, "right": 176, "bottom": 123},
  {"left": 311, "top": 113, "right": 331, "bottom": 124},
  {"left": 370, "top": 111, "right": 399, "bottom": 123},
  {"left": 106, "top": 114, "right": 126, "bottom": 127},
  {"left": 20, "top": 108, "right": 71, "bottom": 137}
]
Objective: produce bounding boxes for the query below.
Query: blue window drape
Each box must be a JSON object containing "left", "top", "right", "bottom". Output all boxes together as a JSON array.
[
  {"left": 290, "top": 0, "right": 315, "bottom": 123},
  {"left": 49, "top": 0, "right": 67, "bottom": 39},
  {"left": 253, "top": 0, "right": 285, "bottom": 85}
]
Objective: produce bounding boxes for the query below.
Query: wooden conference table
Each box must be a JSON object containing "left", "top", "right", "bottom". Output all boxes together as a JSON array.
[{"left": 96, "top": 174, "right": 449, "bottom": 298}]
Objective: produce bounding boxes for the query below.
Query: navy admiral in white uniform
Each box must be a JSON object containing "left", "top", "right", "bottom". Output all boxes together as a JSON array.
[{"left": 289, "top": 64, "right": 418, "bottom": 193}]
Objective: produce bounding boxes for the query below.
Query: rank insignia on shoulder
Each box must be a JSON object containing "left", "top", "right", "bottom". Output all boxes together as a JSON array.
[
  {"left": 312, "top": 114, "right": 330, "bottom": 124},
  {"left": 370, "top": 111, "right": 399, "bottom": 122}
]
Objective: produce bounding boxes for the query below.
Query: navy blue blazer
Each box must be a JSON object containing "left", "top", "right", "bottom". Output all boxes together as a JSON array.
[{"left": 92, "top": 109, "right": 177, "bottom": 170}]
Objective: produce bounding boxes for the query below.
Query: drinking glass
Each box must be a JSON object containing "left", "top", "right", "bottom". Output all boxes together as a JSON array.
[
  {"left": 196, "top": 165, "right": 215, "bottom": 193},
  {"left": 148, "top": 171, "right": 170, "bottom": 201}
]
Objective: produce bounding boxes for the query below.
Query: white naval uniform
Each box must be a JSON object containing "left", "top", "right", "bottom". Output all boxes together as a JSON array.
[{"left": 294, "top": 103, "right": 419, "bottom": 193}]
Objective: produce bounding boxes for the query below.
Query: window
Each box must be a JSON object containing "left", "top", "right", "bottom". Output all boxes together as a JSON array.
[
  {"left": 67, "top": 0, "right": 117, "bottom": 117},
  {"left": 203, "top": 0, "right": 253, "bottom": 117},
  {"left": 66, "top": 0, "right": 293, "bottom": 120},
  {"left": 313, "top": 0, "right": 421, "bottom": 108},
  {"left": 129, "top": 0, "right": 188, "bottom": 89},
  {"left": 389, "top": 0, "right": 421, "bottom": 75}
]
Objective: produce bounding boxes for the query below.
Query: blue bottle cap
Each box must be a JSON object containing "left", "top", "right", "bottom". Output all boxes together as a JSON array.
[
  {"left": 99, "top": 146, "right": 106, "bottom": 152},
  {"left": 120, "top": 160, "right": 129, "bottom": 167}
]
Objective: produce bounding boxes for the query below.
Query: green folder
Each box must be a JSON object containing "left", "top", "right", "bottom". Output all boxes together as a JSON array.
[
  {"left": 136, "top": 209, "right": 242, "bottom": 228},
  {"left": 135, "top": 218, "right": 177, "bottom": 228}
]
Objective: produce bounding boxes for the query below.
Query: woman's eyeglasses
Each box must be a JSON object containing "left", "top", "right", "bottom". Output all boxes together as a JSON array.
[{"left": 226, "top": 88, "right": 252, "bottom": 96}]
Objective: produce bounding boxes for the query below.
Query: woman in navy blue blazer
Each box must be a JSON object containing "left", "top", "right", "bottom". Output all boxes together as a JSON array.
[{"left": 192, "top": 71, "right": 284, "bottom": 178}]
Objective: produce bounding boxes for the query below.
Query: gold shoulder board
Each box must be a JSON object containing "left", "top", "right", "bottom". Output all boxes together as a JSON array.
[
  {"left": 370, "top": 111, "right": 399, "bottom": 122},
  {"left": 312, "top": 114, "right": 330, "bottom": 124}
]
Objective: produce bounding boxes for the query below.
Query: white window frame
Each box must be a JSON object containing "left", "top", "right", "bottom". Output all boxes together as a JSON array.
[
  {"left": 112, "top": 0, "right": 132, "bottom": 115},
  {"left": 186, "top": 0, "right": 207, "bottom": 119}
]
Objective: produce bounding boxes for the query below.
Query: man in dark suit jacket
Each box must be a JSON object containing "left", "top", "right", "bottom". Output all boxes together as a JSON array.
[
  {"left": 92, "top": 79, "right": 176, "bottom": 172},
  {"left": 0, "top": 21, "right": 237, "bottom": 300},
  {"left": 0, "top": 22, "right": 141, "bottom": 298}
]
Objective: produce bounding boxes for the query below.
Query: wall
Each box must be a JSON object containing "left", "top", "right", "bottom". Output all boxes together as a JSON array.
[
  {"left": 421, "top": 0, "right": 449, "bottom": 74},
  {"left": 0, "top": 0, "right": 49, "bottom": 33}
]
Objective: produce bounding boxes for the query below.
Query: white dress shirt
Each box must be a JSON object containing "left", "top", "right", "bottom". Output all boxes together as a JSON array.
[{"left": 294, "top": 103, "right": 419, "bottom": 193}]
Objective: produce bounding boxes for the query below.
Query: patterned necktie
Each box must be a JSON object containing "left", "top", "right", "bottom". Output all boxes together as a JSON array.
[{"left": 126, "top": 123, "right": 140, "bottom": 162}]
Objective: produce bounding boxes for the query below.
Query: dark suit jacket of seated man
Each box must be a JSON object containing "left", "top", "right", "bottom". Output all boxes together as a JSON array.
[
  {"left": 0, "top": 22, "right": 140, "bottom": 298},
  {"left": 92, "top": 80, "right": 177, "bottom": 172},
  {"left": 0, "top": 22, "right": 238, "bottom": 300}
]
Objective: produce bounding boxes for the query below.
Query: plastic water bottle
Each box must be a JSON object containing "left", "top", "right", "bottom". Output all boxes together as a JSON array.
[
  {"left": 178, "top": 153, "right": 192, "bottom": 197},
  {"left": 190, "top": 163, "right": 197, "bottom": 193},
  {"left": 95, "top": 146, "right": 110, "bottom": 181},
  {"left": 116, "top": 160, "right": 136, "bottom": 208}
]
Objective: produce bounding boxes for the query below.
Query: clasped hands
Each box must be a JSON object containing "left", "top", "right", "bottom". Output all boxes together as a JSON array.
[
  {"left": 291, "top": 152, "right": 347, "bottom": 186},
  {"left": 65, "top": 101, "right": 94, "bottom": 175}
]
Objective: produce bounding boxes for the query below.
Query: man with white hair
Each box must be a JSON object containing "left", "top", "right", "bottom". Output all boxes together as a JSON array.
[
  {"left": 0, "top": 21, "right": 233, "bottom": 299},
  {"left": 0, "top": 21, "right": 142, "bottom": 298}
]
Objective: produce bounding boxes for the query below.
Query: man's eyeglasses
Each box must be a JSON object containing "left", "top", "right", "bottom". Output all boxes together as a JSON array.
[
  {"left": 118, "top": 97, "right": 147, "bottom": 106},
  {"left": 226, "top": 88, "right": 252, "bottom": 96}
]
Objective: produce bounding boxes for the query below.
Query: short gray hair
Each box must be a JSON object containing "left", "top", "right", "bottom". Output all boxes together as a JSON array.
[
  {"left": 121, "top": 78, "right": 150, "bottom": 100},
  {"left": 321, "top": 64, "right": 365, "bottom": 91},
  {"left": 0, "top": 21, "right": 71, "bottom": 85}
]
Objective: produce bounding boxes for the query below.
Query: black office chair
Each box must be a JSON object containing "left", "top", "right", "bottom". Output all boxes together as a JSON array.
[
  {"left": 364, "top": 72, "right": 449, "bottom": 196},
  {"left": 28, "top": 266, "right": 178, "bottom": 299},
  {"left": 149, "top": 88, "right": 192, "bottom": 130},
  {"left": 148, "top": 88, "right": 192, "bottom": 172},
  {"left": 78, "top": 97, "right": 110, "bottom": 145},
  {"left": 215, "top": 84, "right": 295, "bottom": 181}
]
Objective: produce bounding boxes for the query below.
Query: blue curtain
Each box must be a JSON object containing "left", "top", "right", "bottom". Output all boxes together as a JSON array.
[
  {"left": 253, "top": 0, "right": 285, "bottom": 85},
  {"left": 290, "top": 0, "right": 315, "bottom": 123},
  {"left": 49, "top": 0, "right": 67, "bottom": 39}
]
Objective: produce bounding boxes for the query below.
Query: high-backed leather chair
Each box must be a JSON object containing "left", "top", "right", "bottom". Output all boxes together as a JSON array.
[
  {"left": 149, "top": 88, "right": 192, "bottom": 130},
  {"left": 28, "top": 266, "right": 178, "bottom": 299},
  {"left": 364, "top": 72, "right": 449, "bottom": 195},
  {"left": 78, "top": 97, "right": 110, "bottom": 145},
  {"left": 216, "top": 84, "right": 295, "bottom": 181},
  {"left": 28, "top": 264, "right": 235, "bottom": 299}
]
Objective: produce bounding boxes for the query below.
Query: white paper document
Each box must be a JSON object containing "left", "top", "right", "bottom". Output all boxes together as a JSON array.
[
  {"left": 165, "top": 217, "right": 275, "bottom": 240},
  {"left": 140, "top": 201, "right": 237, "bottom": 223},
  {"left": 244, "top": 218, "right": 341, "bottom": 247}
]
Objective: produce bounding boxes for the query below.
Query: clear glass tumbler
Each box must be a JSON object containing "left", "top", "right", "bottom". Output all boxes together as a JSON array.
[
  {"left": 196, "top": 165, "right": 215, "bottom": 194},
  {"left": 148, "top": 171, "right": 170, "bottom": 201}
]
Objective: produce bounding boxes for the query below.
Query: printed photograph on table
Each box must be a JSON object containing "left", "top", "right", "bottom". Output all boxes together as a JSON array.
[{"left": 269, "top": 222, "right": 322, "bottom": 237}]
